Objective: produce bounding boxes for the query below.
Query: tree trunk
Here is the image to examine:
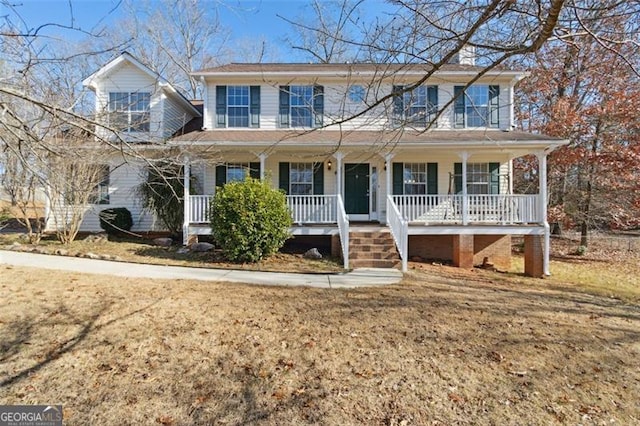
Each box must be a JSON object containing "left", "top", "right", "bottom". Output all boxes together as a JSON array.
[{"left": 580, "top": 221, "right": 588, "bottom": 247}]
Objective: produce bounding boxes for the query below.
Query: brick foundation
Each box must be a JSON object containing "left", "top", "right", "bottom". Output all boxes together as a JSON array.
[
  {"left": 473, "top": 235, "right": 512, "bottom": 270},
  {"left": 408, "top": 234, "right": 512, "bottom": 270},
  {"left": 524, "top": 235, "right": 544, "bottom": 278},
  {"left": 453, "top": 235, "right": 474, "bottom": 269}
]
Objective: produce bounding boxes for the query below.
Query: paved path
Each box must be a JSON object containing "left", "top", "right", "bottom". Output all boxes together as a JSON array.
[{"left": 0, "top": 250, "right": 403, "bottom": 288}]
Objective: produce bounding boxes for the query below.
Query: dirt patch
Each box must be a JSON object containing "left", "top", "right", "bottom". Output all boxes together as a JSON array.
[{"left": 0, "top": 266, "right": 638, "bottom": 425}]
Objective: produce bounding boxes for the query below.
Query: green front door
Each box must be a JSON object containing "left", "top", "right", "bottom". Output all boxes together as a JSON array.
[{"left": 344, "top": 163, "right": 369, "bottom": 215}]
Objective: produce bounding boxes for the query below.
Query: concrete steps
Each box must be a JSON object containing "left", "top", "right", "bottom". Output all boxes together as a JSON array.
[{"left": 349, "top": 230, "right": 400, "bottom": 269}]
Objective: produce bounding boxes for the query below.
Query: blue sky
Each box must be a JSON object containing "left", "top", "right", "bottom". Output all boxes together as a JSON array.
[
  {"left": 3, "top": 0, "right": 393, "bottom": 57},
  {"left": 3, "top": 1, "right": 308, "bottom": 39}
]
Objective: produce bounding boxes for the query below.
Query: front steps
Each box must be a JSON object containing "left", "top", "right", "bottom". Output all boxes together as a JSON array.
[{"left": 349, "top": 229, "right": 401, "bottom": 269}]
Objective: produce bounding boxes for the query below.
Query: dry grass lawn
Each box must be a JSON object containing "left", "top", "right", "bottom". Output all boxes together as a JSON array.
[{"left": 1, "top": 262, "right": 639, "bottom": 425}]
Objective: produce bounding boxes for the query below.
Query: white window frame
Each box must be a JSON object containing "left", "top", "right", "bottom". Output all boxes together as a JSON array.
[
  {"left": 402, "top": 163, "right": 427, "bottom": 195},
  {"left": 227, "top": 86, "right": 250, "bottom": 128},
  {"left": 289, "top": 162, "right": 314, "bottom": 195},
  {"left": 108, "top": 92, "right": 151, "bottom": 132},
  {"left": 289, "top": 86, "right": 314, "bottom": 128}
]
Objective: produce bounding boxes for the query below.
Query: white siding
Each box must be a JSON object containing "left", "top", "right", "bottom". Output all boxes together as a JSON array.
[
  {"left": 202, "top": 75, "right": 517, "bottom": 132},
  {"left": 94, "top": 62, "right": 163, "bottom": 142},
  {"left": 163, "top": 94, "right": 196, "bottom": 138},
  {"left": 46, "top": 157, "right": 160, "bottom": 233}
]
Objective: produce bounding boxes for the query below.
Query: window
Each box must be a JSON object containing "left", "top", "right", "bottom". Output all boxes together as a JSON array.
[
  {"left": 216, "top": 86, "right": 260, "bottom": 128},
  {"left": 402, "top": 163, "right": 427, "bottom": 195},
  {"left": 453, "top": 85, "right": 499, "bottom": 128},
  {"left": 215, "top": 162, "right": 260, "bottom": 186},
  {"left": 108, "top": 92, "right": 150, "bottom": 132},
  {"left": 392, "top": 162, "right": 438, "bottom": 195},
  {"left": 226, "top": 163, "right": 249, "bottom": 183},
  {"left": 348, "top": 85, "right": 365, "bottom": 103},
  {"left": 467, "top": 163, "right": 489, "bottom": 194},
  {"left": 227, "top": 86, "right": 249, "bottom": 127},
  {"left": 279, "top": 85, "right": 324, "bottom": 128},
  {"left": 392, "top": 85, "right": 438, "bottom": 127},
  {"left": 453, "top": 162, "right": 501, "bottom": 194},
  {"left": 278, "top": 162, "right": 324, "bottom": 195},
  {"left": 290, "top": 162, "right": 314, "bottom": 195}
]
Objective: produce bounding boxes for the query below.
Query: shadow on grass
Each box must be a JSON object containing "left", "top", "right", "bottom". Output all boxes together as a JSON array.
[{"left": 0, "top": 300, "right": 160, "bottom": 389}]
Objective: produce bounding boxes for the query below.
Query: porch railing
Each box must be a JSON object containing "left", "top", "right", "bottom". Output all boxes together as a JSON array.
[
  {"left": 387, "top": 195, "right": 408, "bottom": 273},
  {"left": 336, "top": 195, "right": 350, "bottom": 269},
  {"left": 287, "top": 195, "right": 337, "bottom": 224},
  {"left": 188, "top": 195, "right": 213, "bottom": 223},
  {"left": 187, "top": 194, "right": 344, "bottom": 225},
  {"left": 391, "top": 194, "right": 540, "bottom": 225}
]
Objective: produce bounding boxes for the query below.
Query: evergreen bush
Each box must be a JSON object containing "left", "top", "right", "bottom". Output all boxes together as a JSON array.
[
  {"left": 210, "top": 177, "right": 292, "bottom": 262},
  {"left": 99, "top": 207, "right": 133, "bottom": 235}
]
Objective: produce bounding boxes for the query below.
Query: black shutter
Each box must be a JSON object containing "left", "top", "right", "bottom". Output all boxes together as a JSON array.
[
  {"left": 392, "top": 162, "right": 404, "bottom": 195},
  {"left": 278, "top": 162, "right": 289, "bottom": 193},
  {"left": 249, "top": 162, "right": 260, "bottom": 179},
  {"left": 250, "top": 86, "right": 260, "bottom": 128},
  {"left": 427, "top": 85, "right": 438, "bottom": 126},
  {"left": 313, "top": 162, "right": 324, "bottom": 195},
  {"left": 215, "top": 164, "right": 227, "bottom": 187},
  {"left": 427, "top": 163, "right": 438, "bottom": 194},
  {"left": 313, "top": 85, "right": 324, "bottom": 127},
  {"left": 392, "top": 85, "right": 404, "bottom": 126},
  {"left": 453, "top": 86, "right": 465, "bottom": 128},
  {"left": 489, "top": 85, "right": 499, "bottom": 128},
  {"left": 489, "top": 162, "right": 500, "bottom": 194},
  {"left": 279, "top": 86, "right": 290, "bottom": 128},
  {"left": 454, "top": 162, "right": 462, "bottom": 194},
  {"left": 216, "top": 86, "right": 226, "bottom": 128}
]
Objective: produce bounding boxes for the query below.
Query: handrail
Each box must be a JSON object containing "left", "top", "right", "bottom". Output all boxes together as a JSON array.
[
  {"left": 335, "top": 194, "right": 350, "bottom": 269},
  {"left": 387, "top": 195, "right": 408, "bottom": 272}
]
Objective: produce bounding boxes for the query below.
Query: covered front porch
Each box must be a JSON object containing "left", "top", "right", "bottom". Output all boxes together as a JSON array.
[{"left": 175, "top": 131, "right": 566, "bottom": 276}]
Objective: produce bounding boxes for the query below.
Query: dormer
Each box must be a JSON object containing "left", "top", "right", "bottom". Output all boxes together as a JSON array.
[{"left": 83, "top": 52, "right": 201, "bottom": 142}]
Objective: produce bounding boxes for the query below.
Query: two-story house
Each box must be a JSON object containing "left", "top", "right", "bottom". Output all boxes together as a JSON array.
[{"left": 48, "top": 52, "right": 567, "bottom": 277}]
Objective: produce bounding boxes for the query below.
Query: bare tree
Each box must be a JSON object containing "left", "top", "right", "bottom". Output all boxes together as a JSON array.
[{"left": 117, "top": 0, "right": 229, "bottom": 99}]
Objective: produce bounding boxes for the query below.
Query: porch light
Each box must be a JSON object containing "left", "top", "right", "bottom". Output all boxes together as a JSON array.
[{"left": 327, "top": 160, "right": 332, "bottom": 171}]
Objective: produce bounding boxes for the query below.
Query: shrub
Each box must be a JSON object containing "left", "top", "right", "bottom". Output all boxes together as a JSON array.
[
  {"left": 136, "top": 162, "right": 194, "bottom": 235},
  {"left": 575, "top": 245, "right": 588, "bottom": 256},
  {"left": 210, "top": 177, "right": 292, "bottom": 262},
  {"left": 99, "top": 207, "right": 133, "bottom": 235}
]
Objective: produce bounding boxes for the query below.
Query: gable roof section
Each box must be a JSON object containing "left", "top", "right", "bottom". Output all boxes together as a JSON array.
[
  {"left": 83, "top": 52, "right": 201, "bottom": 117},
  {"left": 193, "top": 63, "right": 526, "bottom": 80}
]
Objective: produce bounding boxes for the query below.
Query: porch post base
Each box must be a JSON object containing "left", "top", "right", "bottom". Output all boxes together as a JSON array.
[
  {"left": 524, "top": 235, "right": 544, "bottom": 278},
  {"left": 452, "top": 234, "right": 474, "bottom": 269}
]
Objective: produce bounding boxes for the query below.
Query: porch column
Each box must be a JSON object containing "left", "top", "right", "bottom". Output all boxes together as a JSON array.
[
  {"left": 334, "top": 152, "right": 345, "bottom": 196},
  {"left": 508, "top": 155, "right": 514, "bottom": 195},
  {"left": 259, "top": 153, "right": 267, "bottom": 180},
  {"left": 536, "top": 151, "right": 550, "bottom": 276},
  {"left": 384, "top": 152, "right": 395, "bottom": 225},
  {"left": 182, "top": 157, "right": 190, "bottom": 246},
  {"left": 459, "top": 151, "right": 469, "bottom": 225}
]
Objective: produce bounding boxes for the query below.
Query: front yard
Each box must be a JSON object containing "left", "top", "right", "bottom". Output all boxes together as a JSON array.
[{"left": 1, "top": 257, "right": 638, "bottom": 425}]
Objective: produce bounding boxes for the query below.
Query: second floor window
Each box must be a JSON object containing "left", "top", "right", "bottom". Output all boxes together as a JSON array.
[
  {"left": 216, "top": 86, "right": 260, "bottom": 128},
  {"left": 392, "top": 85, "right": 438, "bottom": 127},
  {"left": 279, "top": 85, "right": 324, "bottom": 128},
  {"left": 108, "top": 92, "right": 150, "bottom": 132},
  {"left": 454, "top": 85, "right": 500, "bottom": 128}
]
